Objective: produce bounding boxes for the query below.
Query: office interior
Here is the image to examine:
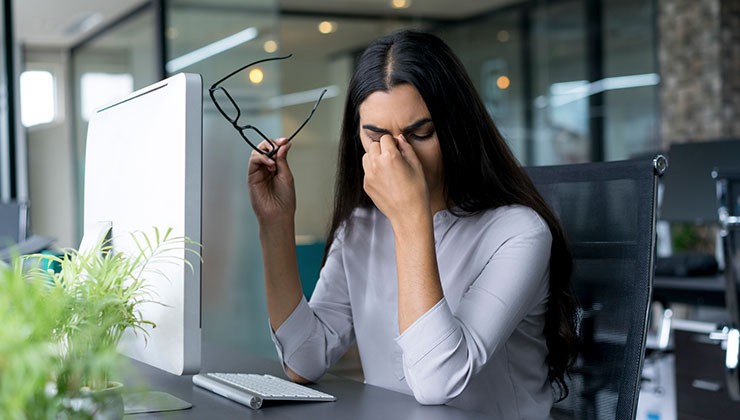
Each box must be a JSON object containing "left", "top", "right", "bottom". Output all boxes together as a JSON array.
[{"left": 1, "top": 0, "right": 739, "bottom": 418}]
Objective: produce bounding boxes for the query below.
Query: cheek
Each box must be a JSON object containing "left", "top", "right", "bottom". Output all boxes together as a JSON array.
[
  {"left": 417, "top": 142, "right": 443, "bottom": 170},
  {"left": 358, "top": 134, "right": 371, "bottom": 153},
  {"left": 416, "top": 150, "right": 437, "bottom": 180},
  {"left": 414, "top": 146, "right": 443, "bottom": 179}
]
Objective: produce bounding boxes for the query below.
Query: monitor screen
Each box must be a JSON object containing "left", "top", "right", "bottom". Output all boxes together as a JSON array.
[
  {"left": 660, "top": 138, "right": 740, "bottom": 224},
  {"left": 82, "top": 73, "right": 202, "bottom": 375}
]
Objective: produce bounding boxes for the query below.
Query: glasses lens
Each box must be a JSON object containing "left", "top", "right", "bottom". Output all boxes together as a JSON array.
[{"left": 212, "top": 88, "right": 240, "bottom": 123}]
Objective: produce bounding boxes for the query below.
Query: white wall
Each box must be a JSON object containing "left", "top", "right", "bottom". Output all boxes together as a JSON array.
[{"left": 27, "top": 123, "right": 77, "bottom": 248}]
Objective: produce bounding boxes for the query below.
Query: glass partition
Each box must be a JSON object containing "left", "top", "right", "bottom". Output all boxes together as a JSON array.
[
  {"left": 603, "top": 0, "right": 659, "bottom": 160},
  {"left": 71, "top": 5, "right": 159, "bottom": 237},
  {"left": 529, "top": 0, "right": 659, "bottom": 165},
  {"left": 438, "top": 9, "right": 527, "bottom": 163},
  {"left": 166, "top": 0, "right": 281, "bottom": 358},
  {"left": 531, "top": 0, "right": 590, "bottom": 165},
  {"left": 0, "top": 0, "right": 11, "bottom": 201},
  {"left": 0, "top": 0, "right": 10, "bottom": 202},
  {"left": 277, "top": 15, "right": 414, "bottom": 239}
]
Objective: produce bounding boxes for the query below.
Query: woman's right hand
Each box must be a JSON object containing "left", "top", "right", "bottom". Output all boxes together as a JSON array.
[{"left": 247, "top": 138, "right": 296, "bottom": 226}]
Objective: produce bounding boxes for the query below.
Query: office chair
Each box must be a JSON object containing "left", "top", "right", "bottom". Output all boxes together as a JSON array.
[
  {"left": 712, "top": 168, "right": 740, "bottom": 401},
  {"left": 526, "top": 156, "right": 666, "bottom": 420},
  {"left": 0, "top": 201, "right": 27, "bottom": 244},
  {"left": 0, "top": 201, "right": 55, "bottom": 261}
]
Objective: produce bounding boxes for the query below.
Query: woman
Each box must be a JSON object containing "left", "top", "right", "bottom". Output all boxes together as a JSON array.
[{"left": 248, "top": 30, "right": 579, "bottom": 419}]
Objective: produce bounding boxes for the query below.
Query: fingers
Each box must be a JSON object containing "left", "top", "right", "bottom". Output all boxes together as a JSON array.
[
  {"left": 271, "top": 138, "right": 294, "bottom": 179},
  {"left": 378, "top": 134, "right": 399, "bottom": 155},
  {"left": 375, "top": 134, "right": 420, "bottom": 170},
  {"left": 396, "top": 134, "right": 421, "bottom": 167},
  {"left": 248, "top": 140, "right": 279, "bottom": 176},
  {"left": 366, "top": 136, "right": 382, "bottom": 156},
  {"left": 364, "top": 134, "right": 403, "bottom": 191},
  {"left": 249, "top": 149, "right": 276, "bottom": 175},
  {"left": 273, "top": 137, "right": 292, "bottom": 160}
]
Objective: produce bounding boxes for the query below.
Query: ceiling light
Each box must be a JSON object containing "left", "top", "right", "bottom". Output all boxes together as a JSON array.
[
  {"left": 249, "top": 68, "right": 264, "bottom": 85},
  {"left": 391, "top": 0, "right": 411, "bottom": 9},
  {"left": 63, "top": 12, "right": 103, "bottom": 36},
  {"left": 318, "top": 21, "right": 337, "bottom": 34},
  {"left": 166, "top": 27, "right": 259, "bottom": 73},
  {"left": 263, "top": 40, "right": 278, "bottom": 53},
  {"left": 166, "top": 27, "right": 179, "bottom": 40},
  {"left": 497, "top": 76, "right": 510, "bottom": 89}
]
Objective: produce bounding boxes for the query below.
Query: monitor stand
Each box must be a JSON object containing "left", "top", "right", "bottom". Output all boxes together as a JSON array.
[
  {"left": 78, "top": 221, "right": 113, "bottom": 255},
  {"left": 123, "top": 391, "right": 192, "bottom": 414}
]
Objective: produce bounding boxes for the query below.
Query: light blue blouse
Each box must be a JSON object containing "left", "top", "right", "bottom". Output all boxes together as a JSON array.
[{"left": 271, "top": 205, "right": 554, "bottom": 419}]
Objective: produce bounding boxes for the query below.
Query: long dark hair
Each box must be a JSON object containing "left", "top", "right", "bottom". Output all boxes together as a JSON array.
[{"left": 323, "top": 30, "right": 579, "bottom": 400}]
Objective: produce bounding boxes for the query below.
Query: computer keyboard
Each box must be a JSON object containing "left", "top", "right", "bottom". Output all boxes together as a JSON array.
[{"left": 192, "top": 372, "right": 336, "bottom": 409}]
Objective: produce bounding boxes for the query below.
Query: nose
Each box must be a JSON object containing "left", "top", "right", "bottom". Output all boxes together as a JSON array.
[{"left": 374, "top": 133, "right": 400, "bottom": 143}]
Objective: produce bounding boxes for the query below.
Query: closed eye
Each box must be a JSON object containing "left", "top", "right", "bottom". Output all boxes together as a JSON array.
[
  {"left": 407, "top": 131, "right": 434, "bottom": 141},
  {"left": 365, "top": 132, "right": 384, "bottom": 142},
  {"left": 361, "top": 119, "right": 435, "bottom": 142}
]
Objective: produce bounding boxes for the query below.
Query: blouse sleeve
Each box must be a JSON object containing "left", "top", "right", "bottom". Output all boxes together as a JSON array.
[
  {"left": 270, "top": 226, "right": 355, "bottom": 382},
  {"left": 394, "top": 212, "right": 552, "bottom": 404}
]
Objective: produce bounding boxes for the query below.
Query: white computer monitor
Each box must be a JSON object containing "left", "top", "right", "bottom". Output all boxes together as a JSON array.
[{"left": 82, "top": 72, "right": 202, "bottom": 377}]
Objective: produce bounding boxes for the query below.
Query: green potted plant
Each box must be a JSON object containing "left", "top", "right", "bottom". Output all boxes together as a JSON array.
[
  {"left": 0, "top": 227, "right": 197, "bottom": 419},
  {"left": 0, "top": 256, "right": 69, "bottom": 419}
]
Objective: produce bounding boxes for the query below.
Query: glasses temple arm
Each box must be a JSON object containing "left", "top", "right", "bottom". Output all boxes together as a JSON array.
[
  {"left": 210, "top": 54, "right": 293, "bottom": 88},
  {"left": 286, "top": 88, "right": 328, "bottom": 141}
]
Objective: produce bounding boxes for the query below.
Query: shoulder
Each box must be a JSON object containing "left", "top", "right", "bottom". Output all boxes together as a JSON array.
[
  {"left": 475, "top": 205, "right": 551, "bottom": 239},
  {"left": 442, "top": 205, "right": 552, "bottom": 262},
  {"left": 349, "top": 206, "right": 376, "bottom": 221},
  {"left": 333, "top": 206, "right": 384, "bottom": 244},
  {"left": 453, "top": 205, "right": 553, "bottom": 260}
]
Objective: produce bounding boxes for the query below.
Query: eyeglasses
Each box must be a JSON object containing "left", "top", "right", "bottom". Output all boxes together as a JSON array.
[{"left": 209, "top": 54, "right": 327, "bottom": 158}]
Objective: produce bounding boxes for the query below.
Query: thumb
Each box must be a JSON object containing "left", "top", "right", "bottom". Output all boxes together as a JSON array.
[{"left": 273, "top": 138, "right": 293, "bottom": 174}]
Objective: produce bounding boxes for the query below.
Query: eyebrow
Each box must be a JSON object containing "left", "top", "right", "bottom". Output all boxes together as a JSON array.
[{"left": 362, "top": 118, "right": 433, "bottom": 135}]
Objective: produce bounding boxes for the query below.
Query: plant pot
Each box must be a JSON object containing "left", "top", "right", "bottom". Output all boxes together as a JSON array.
[{"left": 63, "top": 381, "right": 124, "bottom": 420}]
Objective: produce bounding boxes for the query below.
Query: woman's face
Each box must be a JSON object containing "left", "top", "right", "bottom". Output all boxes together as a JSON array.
[{"left": 358, "top": 84, "right": 444, "bottom": 206}]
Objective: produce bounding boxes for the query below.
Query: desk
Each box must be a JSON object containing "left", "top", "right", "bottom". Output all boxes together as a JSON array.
[
  {"left": 653, "top": 274, "right": 727, "bottom": 307},
  {"left": 652, "top": 275, "right": 740, "bottom": 419},
  {"left": 122, "top": 343, "right": 489, "bottom": 419}
]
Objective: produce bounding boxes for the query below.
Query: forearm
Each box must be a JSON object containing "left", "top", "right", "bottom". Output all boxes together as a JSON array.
[
  {"left": 393, "top": 210, "right": 444, "bottom": 333},
  {"left": 259, "top": 220, "right": 304, "bottom": 332},
  {"left": 396, "top": 300, "right": 469, "bottom": 405}
]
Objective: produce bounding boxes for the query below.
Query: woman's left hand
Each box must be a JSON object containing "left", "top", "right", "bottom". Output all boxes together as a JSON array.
[{"left": 362, "top": 134, "right": 430, "bottom": 226}]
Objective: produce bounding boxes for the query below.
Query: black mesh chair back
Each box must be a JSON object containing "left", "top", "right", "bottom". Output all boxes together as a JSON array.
[
  {"left": 526, "top": 156, "right": 665, "bottom": 420},
  {"left": 0, "top": 201, "right": 24, "bottom": 245}
]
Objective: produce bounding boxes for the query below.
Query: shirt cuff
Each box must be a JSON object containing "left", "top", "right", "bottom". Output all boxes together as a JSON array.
[
  {"left": 395, "top": 297, "right": 458, "bottom": 366},
  {"left": 270, "top": 295, "right": 317, "bottom": 363}
]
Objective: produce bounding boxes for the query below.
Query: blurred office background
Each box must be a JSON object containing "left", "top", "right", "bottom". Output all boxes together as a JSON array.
[{"left": 1, "top": 0, "right": 739, "bottom": 417}]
